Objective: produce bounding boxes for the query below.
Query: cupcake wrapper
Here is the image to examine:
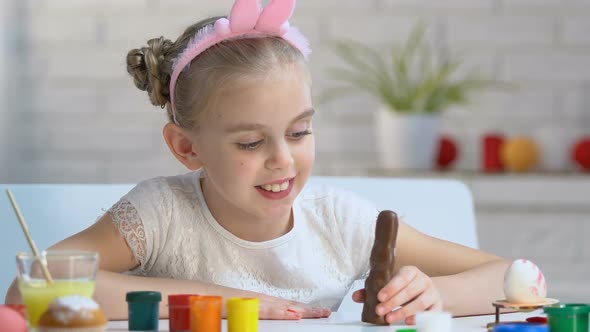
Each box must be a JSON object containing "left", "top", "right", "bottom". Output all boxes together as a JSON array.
[{"left": 38, "top": 325, "right": 107, "bottom": 332}]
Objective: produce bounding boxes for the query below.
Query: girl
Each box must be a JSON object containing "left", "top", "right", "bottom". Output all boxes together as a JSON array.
[{"left": 6, "top": 0, "right": 509, "bottom": 325}]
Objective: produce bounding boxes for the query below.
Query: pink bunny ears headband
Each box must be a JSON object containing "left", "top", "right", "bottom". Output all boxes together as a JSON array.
[{"left": 169, "top": 0, "right": 311, "bottom": 124}]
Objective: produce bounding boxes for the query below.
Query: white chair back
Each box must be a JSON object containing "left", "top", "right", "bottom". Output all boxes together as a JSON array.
[{"left": 0, "top": 177, "right": 477, "bottom": 306}]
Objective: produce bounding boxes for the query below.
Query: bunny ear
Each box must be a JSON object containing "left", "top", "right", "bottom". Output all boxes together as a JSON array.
[
  {"left": 229, "top": 0, "right": 262, "bottom": 33},
  {"left": 255, "top": 0, "right": 295, "bottom": 34}
]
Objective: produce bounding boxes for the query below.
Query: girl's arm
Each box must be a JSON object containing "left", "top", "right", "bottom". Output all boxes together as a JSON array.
[
  {"left": 432, "top": 259, "right": 509, "bottom": 316},
  {"left": 93, "top": 270, "right": 331, "bottom": 320},
  {"left": 4, "top": 214, "right": 331, "bottom": 320},
  {"left": 352, "top": 221, "right": 509, "bottom": 324},
  {"left": 395, "top": 221, "right": 509, "bottom": 316}
]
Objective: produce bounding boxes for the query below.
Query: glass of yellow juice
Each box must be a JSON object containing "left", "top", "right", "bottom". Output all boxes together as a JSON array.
[{"left": 16, "top": 251, "right": 99, "bottom": 330}]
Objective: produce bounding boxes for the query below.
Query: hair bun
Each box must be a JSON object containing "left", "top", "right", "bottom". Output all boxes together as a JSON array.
[{"left": 126, "top": 36, "right": 174, "bottom": 108}]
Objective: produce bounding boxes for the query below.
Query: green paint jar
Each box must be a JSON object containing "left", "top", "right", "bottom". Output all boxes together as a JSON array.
[
  {"left": 126, "top": 291, "right": 162, "bottom": 331},
  {"left": 544, "top": 303, "right": 590, "bottom": 332}
]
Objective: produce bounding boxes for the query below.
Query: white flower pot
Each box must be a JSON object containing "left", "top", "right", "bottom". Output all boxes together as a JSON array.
[{"left": 375, "top": 107, "right": 441, "bottom": 170}]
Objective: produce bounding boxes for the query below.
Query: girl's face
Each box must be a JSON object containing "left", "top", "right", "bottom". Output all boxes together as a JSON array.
[{"left": 195, "top": 65, "right": 315, "bottom": 225}]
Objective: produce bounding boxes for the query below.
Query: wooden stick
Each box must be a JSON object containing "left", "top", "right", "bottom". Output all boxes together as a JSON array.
[{"left": 7, "top": 189, "right": 54, "bottom": 284}]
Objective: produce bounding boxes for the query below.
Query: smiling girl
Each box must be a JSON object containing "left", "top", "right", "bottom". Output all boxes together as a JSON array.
[{"left": 6, "top": 0, "right": 509, "bottom": 325}]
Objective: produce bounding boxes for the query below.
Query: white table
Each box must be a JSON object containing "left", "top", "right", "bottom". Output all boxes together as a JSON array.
[{"left": 106, "top": 310, "right": 544, "bottom": 331}]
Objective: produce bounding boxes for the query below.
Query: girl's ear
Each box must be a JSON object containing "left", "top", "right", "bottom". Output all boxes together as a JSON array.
[{"left": 162, "top": 123, "right": 203, "bottom": 170}]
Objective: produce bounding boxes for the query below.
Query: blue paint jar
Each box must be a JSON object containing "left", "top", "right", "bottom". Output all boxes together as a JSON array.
[{"left": 492, "top": 322, "right": 549, "bottom": 332}]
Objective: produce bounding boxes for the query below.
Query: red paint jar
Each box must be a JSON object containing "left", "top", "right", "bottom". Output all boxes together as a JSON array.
[{"left": 169, "top": 294, "right": 199, "bottom": 332}]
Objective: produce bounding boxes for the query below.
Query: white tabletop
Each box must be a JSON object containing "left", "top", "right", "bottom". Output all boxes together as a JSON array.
[{"left": 106, "top": 310, "right": 544, "bottom": 331}]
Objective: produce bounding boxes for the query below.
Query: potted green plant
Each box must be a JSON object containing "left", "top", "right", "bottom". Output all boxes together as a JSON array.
[{"left": 322, "top": 23, "right": 495, "bottom": 170}]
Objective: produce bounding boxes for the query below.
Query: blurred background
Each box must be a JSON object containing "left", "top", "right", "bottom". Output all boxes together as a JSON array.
[{"left": 1, "top": 0, "right": 589, "bottom": 302}]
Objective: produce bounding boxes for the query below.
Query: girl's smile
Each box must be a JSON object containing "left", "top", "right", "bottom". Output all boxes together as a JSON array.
[{"left": 255, "top": 177, "right": 295, "bottom": 200}]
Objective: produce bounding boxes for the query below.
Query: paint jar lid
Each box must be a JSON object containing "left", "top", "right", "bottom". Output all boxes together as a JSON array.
[
  {"left": 168, "top": 294, "right": 198, "bottom": 306},
  {"left": 190, "top": 296, "right": 222, "bottom": 311},
  {"left": 416, "top": 311, "right": 452, "bottom": 332},
  {"left": 544, "top": 303, "right": 590, "bottom": 316},
  {"left": 126, "top": 291, "right": 162, "bottom": 303},
  {"left": 493, "top": 323, "right": 549, "bottom": 332},
  {"left": 227, "top": 298, "right": 260, "bottom": 312}
]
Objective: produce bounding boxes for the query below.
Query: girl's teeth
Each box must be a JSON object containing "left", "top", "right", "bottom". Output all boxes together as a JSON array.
[{"left": 260, "top": 180, "right": 290, "bottom": 192}]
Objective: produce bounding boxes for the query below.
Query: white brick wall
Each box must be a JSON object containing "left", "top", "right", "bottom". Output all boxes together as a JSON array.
[
  {"left": 3, "top": 0, "right": 585, "bottom": 179},
  {"left": 446, "top": 17, "right": 557, "bottom": 48},
  {"left": 504, "top": 52, "right": 590, "bottom": 81},
  {"left": 380, "top": 0, "right": 497, "bottom": 13},
  {"left": 327, "top": 17, "right": 422, "bottom": 45},
  {"left": 564, "top": 18, "right": 590, "bottom": 46},
  {"left": 500, "top": 0, "right": 590, "bottom": 13},
  {"left": 0, "top": 0, "right": 7, "bottom": 174}
]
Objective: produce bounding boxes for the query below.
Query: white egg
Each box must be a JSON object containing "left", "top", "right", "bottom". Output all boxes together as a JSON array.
[{"left": 503, "top": 259, "right": 547, "bottom": 304}]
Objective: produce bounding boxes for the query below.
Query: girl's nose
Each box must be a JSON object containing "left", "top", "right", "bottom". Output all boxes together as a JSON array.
[{"left": 265, "top": 140, "right": 294, "bottom": 170}]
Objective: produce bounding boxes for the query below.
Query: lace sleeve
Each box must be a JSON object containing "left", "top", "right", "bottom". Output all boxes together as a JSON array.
[{"left": 109, "top": 199, "right": 147, "bottom": 270}]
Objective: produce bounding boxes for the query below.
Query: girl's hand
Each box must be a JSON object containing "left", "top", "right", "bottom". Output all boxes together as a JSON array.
[
  {"left": 258, "top": 295, "right": 332, "bottom": 320},
  {"left": 352, "top": 266, "right": 442, "bottom": 325}
]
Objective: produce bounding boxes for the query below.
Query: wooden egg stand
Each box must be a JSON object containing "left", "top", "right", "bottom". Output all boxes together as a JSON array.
[{"left": 491, "top": 298, "right": 559, "bottom": 324}]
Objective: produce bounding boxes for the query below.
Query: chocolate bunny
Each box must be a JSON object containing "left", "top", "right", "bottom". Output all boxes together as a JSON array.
[{"left": 362, "top": 210, "right": 399, "bottom": 325}]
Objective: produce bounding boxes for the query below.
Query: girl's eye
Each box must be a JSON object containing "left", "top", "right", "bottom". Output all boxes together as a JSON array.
[
  {"left": 290, "top": 130, "right": 313, "bottom": 139},
  {"left": 237, "top": 140, "right": 263, "bottom": 150}
]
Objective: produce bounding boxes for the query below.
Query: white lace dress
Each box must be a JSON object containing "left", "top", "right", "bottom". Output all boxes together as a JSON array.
[{"left": 108, "top": 170, "right": 379, "bottom": 310}]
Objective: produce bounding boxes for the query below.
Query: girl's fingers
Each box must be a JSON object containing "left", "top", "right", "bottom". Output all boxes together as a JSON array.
[
  {"left": 288, "top": 304, "right": 331, "bottom": 319},
  {"left": 405, "top": 315, "right": 416, "bottom": 326},
  {"left": 404, "top": 301, "right": 443, "bottom": 326},
  {"left": 317, "top": 308, "right": 332, "bottom": 318},
  {"left": 385, "top": 289, "right": 437, "bottom": 324},
  {"left": 429, "top": 300, "right": 443, "bottom": 312},
  {"left": 262, "top": 306, "right": 302, "bottom": 320},
  {"left": 376, "top": 274, "right": 426, "bottom": 315},
  {"left": 352, "top": 289, "right": 366, "bottom": 303},
  {"left": 377, "top": 266, "right": 418, "bottom": 302},
  {"left": 299, "top": 306, "right": 332, "bottom": 318},
  {"left": 258, "top": 297, "right": 331, "bottom": 320}
]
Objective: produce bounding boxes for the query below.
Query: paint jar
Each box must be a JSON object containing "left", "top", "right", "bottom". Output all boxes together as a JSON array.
[
  {"left": 544, "top": 303, "right": 590, "bottom": 332},
  {"left": 416, "top": 311, "right": 452, "bottom": 332},
  {"left": 126, "top": 291, "right": 161, "bottom": 331},
  {"left": 227, "top": 298, "right": 259, "bottom": 332},
  {"left": 190, "top": 295, "right": 222, "bottom": 332},
  {"left": 492, "top": 322, "right": 548, "bottom": 331},
  {"left": 169, "top": 294, "right": 199, "bottom": 332}
]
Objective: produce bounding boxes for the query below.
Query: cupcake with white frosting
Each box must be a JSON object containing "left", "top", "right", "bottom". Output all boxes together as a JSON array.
[{"left": 38, "top": 295, "right": 107, "bottom": 332}]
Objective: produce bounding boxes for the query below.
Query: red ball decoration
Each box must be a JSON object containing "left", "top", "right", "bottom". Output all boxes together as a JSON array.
[
  {"left": 572, "top": 137, "right": 590, "bottom": 171},
  {"left": 436, "top": 135, "right": 459, "bottom": 170}
]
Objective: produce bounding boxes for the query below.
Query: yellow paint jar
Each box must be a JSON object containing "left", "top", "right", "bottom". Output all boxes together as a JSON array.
[{"left": 227, "top": 298, "right": 259, "bottom": 332}]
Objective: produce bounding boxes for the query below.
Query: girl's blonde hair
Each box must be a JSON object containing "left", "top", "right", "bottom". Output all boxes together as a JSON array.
[{"left": 126, "top": 17, "right": 309, "bottom": 129}]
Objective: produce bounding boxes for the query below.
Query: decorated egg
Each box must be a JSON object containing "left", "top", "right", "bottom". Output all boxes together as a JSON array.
[
  {"left": 501, "top": 137, "right": 540, "bottom": 173},
  {"left": 503, "top": 259, "right": 547, "bottom": 304}
]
